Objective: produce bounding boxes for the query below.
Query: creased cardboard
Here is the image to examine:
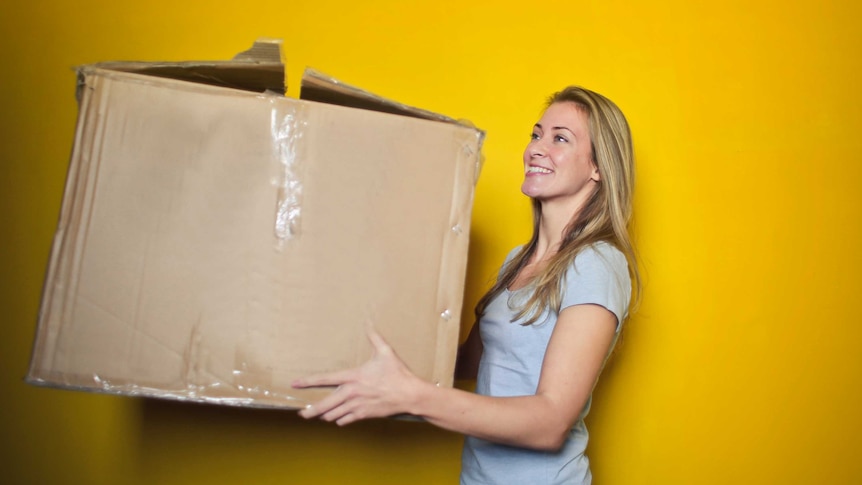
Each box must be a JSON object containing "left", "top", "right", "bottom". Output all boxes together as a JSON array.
[{"left": 27, "top": 40, "right": 484, "bottom": 409}]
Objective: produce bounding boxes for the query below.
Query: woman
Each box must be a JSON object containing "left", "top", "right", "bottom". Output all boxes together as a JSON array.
[{"left": 293, "top": 86, "right": 639, "bottom": 484}]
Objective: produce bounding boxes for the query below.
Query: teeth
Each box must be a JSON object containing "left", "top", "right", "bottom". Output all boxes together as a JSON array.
[{"left": 527, "top": 166, "right": 552, "bottom": 174}]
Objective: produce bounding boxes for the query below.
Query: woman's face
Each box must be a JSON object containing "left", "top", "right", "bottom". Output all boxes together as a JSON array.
[{"left": 521, "top": 102, "right": 600, "bottom": 206}]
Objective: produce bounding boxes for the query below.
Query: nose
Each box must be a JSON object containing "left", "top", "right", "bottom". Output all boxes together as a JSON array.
[{"left": 528, "top": 138, "right": 546, "bottom": 158}]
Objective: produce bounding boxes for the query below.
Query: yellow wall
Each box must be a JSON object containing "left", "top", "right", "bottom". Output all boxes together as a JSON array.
[{"left": 2, "top": 0, "right": 860, "bottom": 483}]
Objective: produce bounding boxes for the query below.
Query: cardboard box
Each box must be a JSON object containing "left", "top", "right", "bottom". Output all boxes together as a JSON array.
[{"left": 27, "top": 40, "right": 484, "bottom": 409}]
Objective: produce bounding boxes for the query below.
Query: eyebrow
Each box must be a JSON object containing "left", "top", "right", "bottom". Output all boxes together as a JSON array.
[{"left": 534, "top": 123, "right": 576, "bottom": 136}]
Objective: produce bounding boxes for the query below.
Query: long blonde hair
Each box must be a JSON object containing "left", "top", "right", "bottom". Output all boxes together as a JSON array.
[{"left": 475, "top": 86, "right": 640, "bottom": 325}]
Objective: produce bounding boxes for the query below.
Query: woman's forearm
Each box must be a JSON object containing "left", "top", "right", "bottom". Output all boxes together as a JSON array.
[{"left": 405, "top": 380, "right": 579, "bottom": 451}]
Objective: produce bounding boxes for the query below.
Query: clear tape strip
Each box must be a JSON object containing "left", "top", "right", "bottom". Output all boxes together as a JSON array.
[
  {"left": 271, "top": 100, "right": 308, "bottom": 243},
  {"left": 86, "top": 375, "right": 312, "bottom": 408}
]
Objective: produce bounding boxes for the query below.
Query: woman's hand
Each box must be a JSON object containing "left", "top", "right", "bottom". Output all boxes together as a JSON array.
[{"left": 292, "top": 329, "right": 426, "bottom": 425}]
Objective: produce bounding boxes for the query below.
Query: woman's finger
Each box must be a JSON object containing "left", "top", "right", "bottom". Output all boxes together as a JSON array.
[
  {"left": 367, "top": 328, "right": 393, "bottom": 355},
  {"left": 321, "top": 400, "right": 358, "bottom": 424},
  {"left": 298, "top": 386, "right": 350, "bottom": 419},
  {"left": 336, "top": 413, "right": 358, "bottom": 426},
  {"left": 292, "top": 368, "right": 354, "bottom": 389}
]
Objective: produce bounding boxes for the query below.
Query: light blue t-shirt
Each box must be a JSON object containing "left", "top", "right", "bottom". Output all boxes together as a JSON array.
[{"left": 460, "top": 242, "right": 631, "bottom": 485}]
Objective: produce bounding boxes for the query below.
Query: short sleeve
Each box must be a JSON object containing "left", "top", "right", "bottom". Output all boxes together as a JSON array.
[{"left": 560, "top": 242, "right": 632, "bottom": 331}]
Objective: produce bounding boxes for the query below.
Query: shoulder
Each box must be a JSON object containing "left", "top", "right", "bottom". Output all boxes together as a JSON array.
[
  {"left": 504, "top": 245, "right": 524, "bottom": 265},
  {"left": 561, "top": 241, "right": 632, "bottom": 328},
  {"left": 572, "top": 241, "right": 628, "bottom": 275},
  {"left": 496, "top": 245, "right": 524, "bottom": 276}
]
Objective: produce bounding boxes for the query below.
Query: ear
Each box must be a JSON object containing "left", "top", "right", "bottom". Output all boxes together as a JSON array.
[{"left": 590, "top": 163, "right": 601, "bottom": 183}]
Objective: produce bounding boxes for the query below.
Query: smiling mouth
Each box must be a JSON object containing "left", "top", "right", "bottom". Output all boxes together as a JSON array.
[{"left": 526, "top": 166, "right": 552, "bottom": 174}]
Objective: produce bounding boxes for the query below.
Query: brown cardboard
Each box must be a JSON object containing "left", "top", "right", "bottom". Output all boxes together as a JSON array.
[{"left": 27, "top": 40, "right": 484, "bottom": 409}]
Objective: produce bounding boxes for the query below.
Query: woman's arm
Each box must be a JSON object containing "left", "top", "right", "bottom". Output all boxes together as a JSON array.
[{"left": 293, "top": 303, "right": 616, "bottom": 451}]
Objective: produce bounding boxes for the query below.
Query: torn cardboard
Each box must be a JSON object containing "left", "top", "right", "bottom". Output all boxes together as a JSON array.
[{"left": 27, "top": 40, "right": 484, "bottom": 409}]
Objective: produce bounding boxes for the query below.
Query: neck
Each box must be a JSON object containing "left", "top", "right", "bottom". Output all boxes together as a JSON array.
[
  {"left": 533, "top": 207, "right": 566, "bottom": 261},
  {"left": 532, "top": 190, "right": 594, "bottom": 261}
]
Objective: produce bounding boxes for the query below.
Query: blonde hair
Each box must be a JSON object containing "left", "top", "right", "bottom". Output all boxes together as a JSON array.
[{"left": 475, "top": 86, "right": 640, "bottom": 325}]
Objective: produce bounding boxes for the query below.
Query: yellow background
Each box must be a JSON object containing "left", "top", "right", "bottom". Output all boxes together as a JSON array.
[{"left": 2, "top": 0, "right": 861, "bottom": 483}]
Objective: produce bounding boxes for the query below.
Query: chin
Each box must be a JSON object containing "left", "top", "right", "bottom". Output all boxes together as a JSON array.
[{"left": 521, "top": 183, "right": 542, "bottom": 199}]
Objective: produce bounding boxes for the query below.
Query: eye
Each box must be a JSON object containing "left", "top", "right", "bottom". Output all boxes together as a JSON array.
[
  {"left": 530, "top": 132, "right": 540, "bottom": 140},
  {"left": 554, "top": 135, "right": 568, "bottom": 143}
]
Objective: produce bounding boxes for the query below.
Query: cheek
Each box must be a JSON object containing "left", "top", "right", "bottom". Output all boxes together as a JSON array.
[{"left": 557, "top": 150, "right": 588, "bottom": 170}]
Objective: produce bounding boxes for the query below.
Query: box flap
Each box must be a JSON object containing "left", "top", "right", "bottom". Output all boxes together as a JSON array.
[
  {"left": 80, "top": 39, "right": 286, "bottom": 95},
  {"left": 300, "top": 68, "right": 459, "bottom": 124}
]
